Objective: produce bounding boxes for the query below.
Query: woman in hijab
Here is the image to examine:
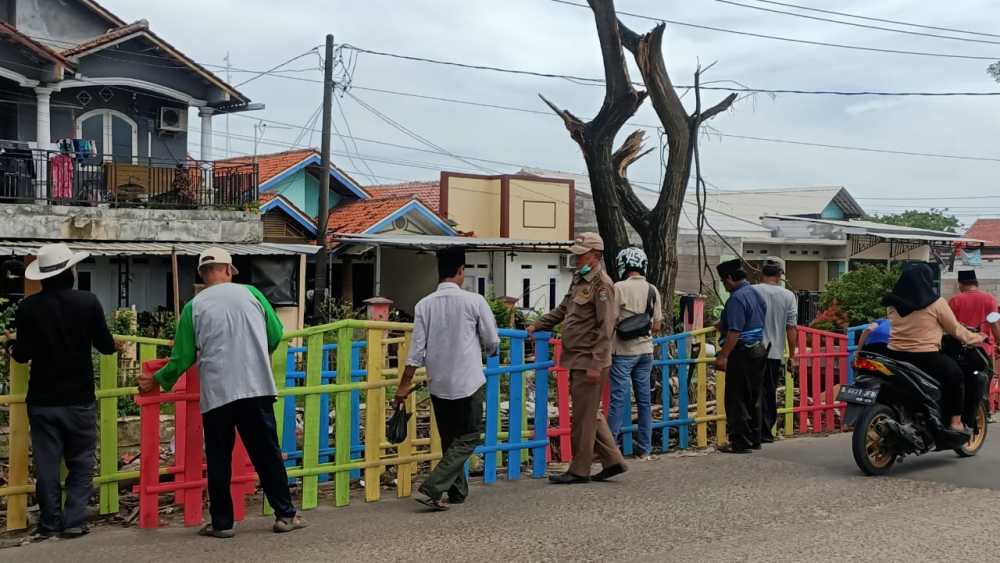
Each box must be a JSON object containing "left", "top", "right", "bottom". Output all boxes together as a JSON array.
[{"left": 883, "top": 264, "right": 985, "bottom": 432}]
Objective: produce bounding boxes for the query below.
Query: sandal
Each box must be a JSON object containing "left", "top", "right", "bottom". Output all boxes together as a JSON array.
[
  {"left": 197, "top": 523, "right": 235, "bottom": 539},
  {"left": 415, "top": 496, "right": 450, "bottom": 511}
]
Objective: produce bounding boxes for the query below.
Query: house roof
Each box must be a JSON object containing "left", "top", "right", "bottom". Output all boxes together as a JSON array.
[
  {"left": 763, "top": 215, "right": 979, "bottom": 242},
  {"left": 326, "top": 197, "right": 416, "bottom": 236},
  {"left": 218, "top": 149, "right": 369, "bottom": 200},
  {"left": 703, "top": 186, "right": 866, "bottom": 220},
  {"left": 365, "top": 181, "right": 440, "bottom": 212},
  {"left": 966, "top": 219, "right": 1000, "bottom": 246},
  {"left": 0, "top": 21, "right": 74, "bottom": 69},
  {"left": 325, "top": 196, "right": 455, "bottom": 247},
  {"left": 0, "top": 240, "right": 318, "bottom": 256},
  {"left": 260, "top": 193, "right": 317, "bottom": 236},
  {"left": 61, "top": 20, "right": 249, "bottom": 104}
]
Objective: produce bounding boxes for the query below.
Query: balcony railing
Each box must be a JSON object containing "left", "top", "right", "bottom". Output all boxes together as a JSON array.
[{"left": 0, "top": 150, "right": 258, "bottom": 210}]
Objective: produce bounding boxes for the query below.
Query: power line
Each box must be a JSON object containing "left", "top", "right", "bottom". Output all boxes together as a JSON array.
[
  {"left": 338, "top": 44, "right": 1000, "bottom": 95},
  {"left": 234, "top": 48, "right": 320, "bottom": 87},
  {"left": 716, "top": 0, "right": 1000, "bottom": 46},
  {"left": 548, "top": 0, "right": 1000, "bottom": 61},
  {"left": 741, "top": 0, "right": 1000, "bottom": 39},
  {"left": 330, "top": 82, "right": 1000, "bottom": 164}
]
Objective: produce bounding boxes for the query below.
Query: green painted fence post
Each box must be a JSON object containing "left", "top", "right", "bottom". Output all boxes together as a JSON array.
[
  {"left": 334, "top": 327, "right": 353, "bottom": 507},
  {"left": 301, "top": 333, "right": 324, "bottom": 510},
  {"left": 98, "top": 351, "right": 119, "bottom": 515}
]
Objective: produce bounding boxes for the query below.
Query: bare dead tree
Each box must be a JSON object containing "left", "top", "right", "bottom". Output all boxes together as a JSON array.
[{"left": 541, "top": 0, "right": 737, "bottom": 320}]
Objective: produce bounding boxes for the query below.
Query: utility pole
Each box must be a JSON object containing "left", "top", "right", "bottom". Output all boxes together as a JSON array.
[
  {"left": 313, "top": 34, "right": 334, "bottom": 319},
  {"left": 224, "top": 51, "right": 231, "bottom": 158}
]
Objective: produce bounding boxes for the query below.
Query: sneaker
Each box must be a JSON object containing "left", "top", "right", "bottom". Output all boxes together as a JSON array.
[
  {"left": 273, "top": 514, "right": 308, "bottom": 533},
  {"left": 30, "top": 527, "right": 59, "bottom": 540},
  {"left": 197, "top": 523, "right": 235, "bottom": 539},
  {"left": 59, "top": 527, "right": 89, "bottom": 539},
  {"left": 637, "top": 453, "right": 660, "bottom": 462}
]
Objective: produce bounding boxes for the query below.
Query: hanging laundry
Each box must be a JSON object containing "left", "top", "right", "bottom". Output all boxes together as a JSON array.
[{"left": 50, "top": 153, "right": 73, "bottom": 200}]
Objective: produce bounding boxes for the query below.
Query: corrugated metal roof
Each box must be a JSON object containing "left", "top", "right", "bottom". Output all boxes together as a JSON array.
[
  {"left": 763, "top": 215, "right": 969, "bottom": 238},
  {"left": 0, "top": 241, "right": 318, "bottom": 256},
  {"left": 331, "top": 233, "right": 572, "bottom": 251}
]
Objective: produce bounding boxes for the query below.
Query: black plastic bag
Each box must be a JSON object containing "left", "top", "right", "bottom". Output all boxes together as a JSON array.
[{"left": 387, "top": 405, "right": 411, "bottom": 444}]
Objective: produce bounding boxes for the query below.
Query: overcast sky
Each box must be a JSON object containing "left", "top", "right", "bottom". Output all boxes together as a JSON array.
[{"left": 106, "top": 0, "right": 1000, "bottom": 224}]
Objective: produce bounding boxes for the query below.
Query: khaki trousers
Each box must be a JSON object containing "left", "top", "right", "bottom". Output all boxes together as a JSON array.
[{"left": 568, "top": 369, "right": 626, "bottom": 476}]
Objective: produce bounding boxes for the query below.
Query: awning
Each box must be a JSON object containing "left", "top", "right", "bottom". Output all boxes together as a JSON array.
[
  {"left": 330, "top": 233, "right": 573, "bottom": 252},
  {"left": 0, "top": 241, "right": 321, "bottom": 257}
]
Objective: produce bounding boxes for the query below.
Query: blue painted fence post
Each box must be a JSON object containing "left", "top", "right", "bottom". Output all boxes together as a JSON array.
[
  {"left": 507, "top": 336, "right": 524, "bottom": 481},
  {"left": 318, "top": 344, "right": 333, "bottom": 483},
  {"left": 282, "top": 347, "right": 300, "bottom": 476},
  {"left": 483, "top": 352, "right": 500, "bottom": 484},
  {"left": 533, "top": 334, "right": 550, "bottom": 478}
]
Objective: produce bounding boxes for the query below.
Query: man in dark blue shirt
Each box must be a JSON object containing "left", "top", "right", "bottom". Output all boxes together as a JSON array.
[{"left": 714, "top": 259, "right": 768, "bottom": 453}]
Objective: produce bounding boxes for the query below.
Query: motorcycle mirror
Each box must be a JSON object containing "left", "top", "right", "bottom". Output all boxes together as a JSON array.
[{"left": 987, "top": 312, "right": 1000, "bottom": 324}]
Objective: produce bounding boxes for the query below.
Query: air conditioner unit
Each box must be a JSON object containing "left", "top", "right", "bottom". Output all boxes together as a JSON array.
[
  {"left": 159, "top": 107, "right": 187, "bottom": 133},
  {"left": 561, "top": 254, "right": 576, "bottom": 269}
]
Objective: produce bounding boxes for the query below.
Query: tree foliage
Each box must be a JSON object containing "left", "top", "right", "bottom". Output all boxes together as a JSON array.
[
  {"left": 869, "top": 208, "right": 961, "bottom": 233},
  {"left": 818, "top": 265, "right": 900, "bottom": 327},
  {"left": 990, "top": 61, "right": 1000, "bottom": 83}
]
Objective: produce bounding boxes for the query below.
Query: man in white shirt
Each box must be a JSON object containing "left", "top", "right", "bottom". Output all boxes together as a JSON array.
[
  {"left": 395, "top": 248, "right": 500, "bottom": 511},
  {"left": 752, "top": 257, "right": 797, "bottom": 445}
]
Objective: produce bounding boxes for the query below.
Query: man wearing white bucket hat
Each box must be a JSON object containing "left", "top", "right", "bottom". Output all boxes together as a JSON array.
[
  {"left": 7, "top": 243, "right": 117, "bottom": 539},
  {"left": 138, "top": 247, "right": 306, "bottom": 538}
]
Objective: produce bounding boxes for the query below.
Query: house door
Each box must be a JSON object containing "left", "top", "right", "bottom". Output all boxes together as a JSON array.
[{"left": 76, "top": 109, "right": 138, "bottom": 162}]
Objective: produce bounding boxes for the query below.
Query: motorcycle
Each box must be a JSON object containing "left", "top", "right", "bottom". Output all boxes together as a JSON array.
[{"left": 840, "top": 311, "right": 1000, "bottom": 476}]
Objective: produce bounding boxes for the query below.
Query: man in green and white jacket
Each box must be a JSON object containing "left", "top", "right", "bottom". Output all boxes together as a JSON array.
[{"left": 138, "top": 247, "right": 306, "bottom": 538}]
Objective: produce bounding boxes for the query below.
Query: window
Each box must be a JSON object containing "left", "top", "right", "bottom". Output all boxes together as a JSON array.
[
  {"left": 77, "top": 271, "right": 92, "bottom": 292},
  {"left": 521, "top": 264, "right": 532, "bottom": 269},
  {"left": 549, "top": 278, "right": 557, "bottom": 310},
  {"left": 547, "top": 264, "right": 558, "bottom": 269},
  {"left": 523, "top": 278, "right": 531, "bottom": 308},
  {"left": 477, "top": 277, "right": 486, "bottom": 296}
]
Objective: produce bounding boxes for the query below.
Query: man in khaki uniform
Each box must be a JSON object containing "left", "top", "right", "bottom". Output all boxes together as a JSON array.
[{"left": 529, "top": 232, "right": 627, "bottom": 484}]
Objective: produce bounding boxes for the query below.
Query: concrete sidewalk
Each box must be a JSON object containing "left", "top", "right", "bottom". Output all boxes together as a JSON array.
[{"left": 11, "top": 437, "right": 1000, "bottom": 562}]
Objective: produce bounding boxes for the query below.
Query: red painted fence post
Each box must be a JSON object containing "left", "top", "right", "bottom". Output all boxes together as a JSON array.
[{"left": 181, "top": 369, "right": 204, "bottom": 527}]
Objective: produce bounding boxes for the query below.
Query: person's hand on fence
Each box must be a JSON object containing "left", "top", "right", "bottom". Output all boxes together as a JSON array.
[
  {"left": 713, "top": 355, "right": 728, "bottom": 372},
  {"left": 584, "top": 368, "right": 601, "bottom": 385},
  {"left": 137, "top": 370, "right": 158, "bottom": 394},
  {"left": 526, "top": 325, "right": 536, "bottom": 338},
  {"left": 393, "top": 382, "right": 412, "bottom": 409}
]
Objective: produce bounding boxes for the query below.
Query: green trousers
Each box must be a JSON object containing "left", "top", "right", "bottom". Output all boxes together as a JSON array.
[{"left": 420, "top": 385, "right": 485, "bottom": 502}]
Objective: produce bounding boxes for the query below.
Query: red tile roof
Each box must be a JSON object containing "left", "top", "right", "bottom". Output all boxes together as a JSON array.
[
  {"left": 218, "top": 149, "right": 367, "bottom": 196},
  {"left": 966, "top": 219, "right": 1000, "bottom": 246},
  {"left": 326, "top": 196, "right": 412, "bottom": 238},
  {"left": 365, "top": 181, "right": 440, "bottom": 212},
  {"left": 0, "top": 21, "right": 74, "bottom": 68}
]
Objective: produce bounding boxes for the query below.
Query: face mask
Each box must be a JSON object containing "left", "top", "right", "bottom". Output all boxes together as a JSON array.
[{"left": 578, "top": 264, "right": 592, "bottom": 276}]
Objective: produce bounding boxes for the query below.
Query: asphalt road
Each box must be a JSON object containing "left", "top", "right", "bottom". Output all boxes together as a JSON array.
[{"left": 11, "top": 432, "right": 1000, "bottom": 562}]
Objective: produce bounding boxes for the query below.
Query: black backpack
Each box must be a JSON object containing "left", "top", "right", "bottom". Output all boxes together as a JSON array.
[{"left": 616, "top": 284, "right": 656, "bottom": 340}]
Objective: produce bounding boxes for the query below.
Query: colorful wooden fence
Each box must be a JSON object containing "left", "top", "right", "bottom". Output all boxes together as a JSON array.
[{"left": 1, "top": 321, "right": 856, "bottom": 531}]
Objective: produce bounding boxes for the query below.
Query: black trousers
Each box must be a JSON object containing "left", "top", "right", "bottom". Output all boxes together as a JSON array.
[
  {"left": 760, "top": 359, "right": 783, "bottom": 442},
  {"left": 725, "top": 346, "right": 765, "bottom": 450},
  {"left": 422, "top": 386, "right": 485, "bottom": 502},
  {"left": 202, "top": 396, "right": 295, "bottom": 530},
  {"left": 887, "top": 350, "right": 964, "bottom": 418},
  {"left": 28, "top": 402, "right": 97, "bottom": 532}
]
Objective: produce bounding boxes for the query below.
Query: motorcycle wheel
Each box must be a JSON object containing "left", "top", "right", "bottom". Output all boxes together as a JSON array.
[
  {"left": 852, "top": 404, "right": 897, "bottom": 476},
  {"left": 955, "top": 401, "right": 989, "bottom": 458}
]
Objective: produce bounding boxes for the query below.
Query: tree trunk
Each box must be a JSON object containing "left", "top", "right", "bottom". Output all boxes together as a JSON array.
[{"left": 542, "top": 0, "right": 736, "bottom": 327}]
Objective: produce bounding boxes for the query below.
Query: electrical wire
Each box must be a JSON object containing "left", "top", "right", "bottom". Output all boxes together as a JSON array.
[
  {"left": 740, "top": 0, "right": 1000, "bottom": 39},
  {"left": 337, "top": 44, "right": 1000, "bottom": 95},
  {"left": 334, "top": 95, "right": 380, "bottom": 183},
  {"left": 234, "top": 48, "right": 320, "bottom": 87},
  {"left": 716, "top": 0, "right": 1000, "bottom": 46},
  {"left": 548, "top": 0, "right": 1000, "bottom": 61}
]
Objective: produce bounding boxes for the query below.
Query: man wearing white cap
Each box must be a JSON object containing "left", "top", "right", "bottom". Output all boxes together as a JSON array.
[
  {"left": 137, "top": 247, "right": 306, "bottom": 538},
  {"left": 7, "top": 243, "right": 117, "bottom": 538}
]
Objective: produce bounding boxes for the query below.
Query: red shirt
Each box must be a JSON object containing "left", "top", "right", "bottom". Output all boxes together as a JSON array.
[{"left": 948, "top": 289, "right": 998, "bottom": 352}]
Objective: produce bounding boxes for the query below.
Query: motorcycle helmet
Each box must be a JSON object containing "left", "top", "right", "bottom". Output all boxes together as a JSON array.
[{"left": 616, "top": 246, "right": 648, "bottom": 279}]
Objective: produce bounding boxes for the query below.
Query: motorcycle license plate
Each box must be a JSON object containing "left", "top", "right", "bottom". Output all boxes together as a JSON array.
[{"left": 836, "top": 385, "right": 878, "bottom": 405}]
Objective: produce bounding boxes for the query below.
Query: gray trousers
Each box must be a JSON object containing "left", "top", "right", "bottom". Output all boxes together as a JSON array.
[
  {"left": 421, "top": 386, "right": 485, "bottom": 502},
  {"left": 28, "top": 403, "right": 97, "bottom": 532}
]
